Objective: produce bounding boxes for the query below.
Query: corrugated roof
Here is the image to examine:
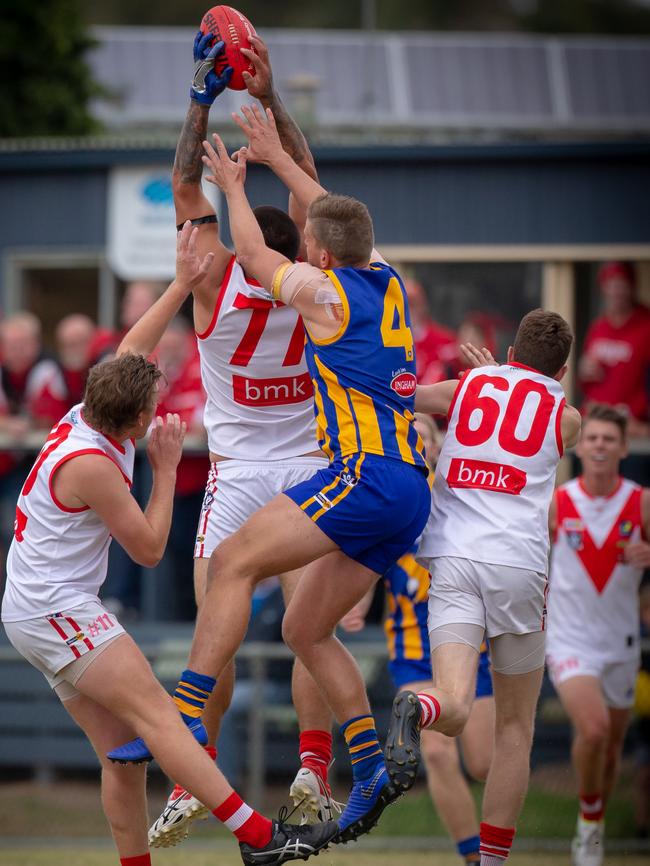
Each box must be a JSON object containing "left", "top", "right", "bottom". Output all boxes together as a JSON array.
[{"left": 88, "top": 27, "right": 650, "bottom": 138}]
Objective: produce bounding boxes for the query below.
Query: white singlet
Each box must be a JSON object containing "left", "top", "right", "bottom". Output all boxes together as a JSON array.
[
  {"left": 2, "top": 404, "right": 135, "bottom": 621},
  {"left": 547, "top": 476, "right": 644, "bottom": 662},
  {"left": 419, "top": 363, "right": 566, "bottom": 574},
  {"left": 197, "top": 255, "right": 317, "bottom": 460}
]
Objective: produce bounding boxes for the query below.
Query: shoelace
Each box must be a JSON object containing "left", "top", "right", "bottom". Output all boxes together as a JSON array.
[{"left": 278, "top": 801, "right": 303, "bottom": 824}]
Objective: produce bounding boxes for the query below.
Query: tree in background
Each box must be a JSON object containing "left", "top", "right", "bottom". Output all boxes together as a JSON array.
[
  {"left": 84, "top": 0, "right": 650, "bottom": 33},
  {"left": 0, "top": 0, "right": 101, "bottom": 137}
]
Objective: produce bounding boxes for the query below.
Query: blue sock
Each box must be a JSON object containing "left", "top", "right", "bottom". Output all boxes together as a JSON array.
[
  {"left": 341, "top": 714, "right": 385, "bottom": 783},
  {"left": 457, "top": 834, "right": 480, "bottom": 861},
  {"left": 172, "top": 668, "right": 216, "bottom": 726}
]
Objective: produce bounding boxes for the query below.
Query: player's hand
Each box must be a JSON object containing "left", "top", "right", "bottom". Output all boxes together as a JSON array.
[
  {"left": 241, "top": 34, "right": 273, "bottom": 103},
  {"left": 202, "top": 133, "right": 247, "bottom": 192},
  {"left": 191, "top": 31, "right": 233, "bottom": 106},
  {"left": 175, "top": 221, "right": 215, "bottom": 290},
  {"left": 231, "top": 105, "right": 284, "bottom": 166},
  {"left": 623, "top": 541, "right": 650, "bottom": 568},
  {"left": 459, "top": 342, "right": 497, "bottom": 368},
  {"left": 147, "top": 413, "right": 187, "bottom": 474}
]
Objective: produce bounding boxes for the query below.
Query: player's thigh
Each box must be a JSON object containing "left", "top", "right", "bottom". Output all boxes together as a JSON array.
[
  {"left": 283, "top": 550, "right": 379, "bottom": 644},
  {"left": 213, "top": 493, "right": 339, "bottom": 581},
  {"left": 279, "top": 567, "right": 303, "bottom": 605},
  {"left": 63, "top": 691, "right": 145, "bottom": 772},
  {"left": 491, "top": 666, "right": 544, "bottom": 730},
  {"left": 74, "top": 633, "right": 173, "bottom": 726},
  {"left": 194, "top": 555, "right": 209, "bottom": 606},
  {"left": 460, "top": 695, "right": 495, "bottom": 781},
  {"left": 555, "top": 674, "right": 610, "bottom": 736}
]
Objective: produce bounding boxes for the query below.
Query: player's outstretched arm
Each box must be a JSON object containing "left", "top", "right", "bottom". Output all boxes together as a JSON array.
[
  {"left": 241, "top": 34, "right": 318, "bottom": 247},
  {"left": 117, "top": 223, "right": 214, "bottom": 358},
  {"left": 233, "top": 106, "right": 327, "bottom": 212},
  {"left": 173, "top": 32, "right": 235, "bottom": 319},
  {"left": 57, "top": 415, "right": 186, "bottom": 568},
  {"left": 202, "top": 133, "right": 289, "bottom": 287},
  {"left": 415, "top": 342, "right": 498, "bottom": 415}
]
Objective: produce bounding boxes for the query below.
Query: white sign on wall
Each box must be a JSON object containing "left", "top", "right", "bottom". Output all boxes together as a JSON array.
[{"left": 107, "top": 166, "right": 218, "bottom": 280}]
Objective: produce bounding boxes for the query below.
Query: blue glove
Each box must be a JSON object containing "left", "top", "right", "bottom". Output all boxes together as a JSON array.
[{"left": 190, "top": 31, "right": 233, "bottom": 105}]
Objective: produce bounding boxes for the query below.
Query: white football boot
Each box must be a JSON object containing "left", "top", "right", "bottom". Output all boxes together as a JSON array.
[
  {"left": 289, "top": 767, "right": 343, "bottom": 825},
  {"left": 571, "top": 817, "right": 604, "bottom": 866},
  {"left": 148, "top": 783, "right": 209, "bottom": 848}
]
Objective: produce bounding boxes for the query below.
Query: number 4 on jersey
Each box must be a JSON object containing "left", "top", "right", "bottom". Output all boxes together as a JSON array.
[{"left": 381, "top": 277, "right": 414, "bottom": 361}]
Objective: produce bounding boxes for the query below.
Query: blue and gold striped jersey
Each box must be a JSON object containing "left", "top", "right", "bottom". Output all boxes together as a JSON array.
[
  {"left": 304, "top": 262, "right": 426, "bottom": 470},
  {"left": 384, "top": 550, "right": 430, "bottom": 663}
]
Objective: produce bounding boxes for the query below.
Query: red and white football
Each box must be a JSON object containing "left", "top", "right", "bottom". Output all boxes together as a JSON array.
[{"left": 199, "top": 5, "right": 257, "bottom": 91}]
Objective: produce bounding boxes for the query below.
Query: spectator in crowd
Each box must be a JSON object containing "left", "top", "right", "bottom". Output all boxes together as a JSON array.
[
  {"left": 404, "top": 278, "right": 456, "bottom": 384},
  {"left": 431, "top": 313, "right": 498, "bottom": 384},
  {"left": 0, "top": 312, "right": 68, "bottom": 571},
  {"left": 155, "top": 316, "right": 209, "bottom": 619},
  {"left": 55, "top": 314, "right": 96, "bottom": 407},
  {"left": 578, "top": 262, "right": 650, "bottom": 438},
  {"left": 89, "top": 280, "right": 165, "bottom": 362}
]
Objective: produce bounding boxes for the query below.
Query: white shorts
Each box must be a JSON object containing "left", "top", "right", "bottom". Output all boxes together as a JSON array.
[
  {"left": 194, "top": 457, "right": 329, "bottom": 558},
  {"left": 427, "top": 555, "right": 548, "bottom": 639},
  {"left": 3, "top": 600, "right": 125, "bottom": 690},
  {"left": 546, "top": 650, "right": 639, "bottom": 709}
]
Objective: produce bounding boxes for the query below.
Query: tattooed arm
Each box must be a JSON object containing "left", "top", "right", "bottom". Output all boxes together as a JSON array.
[
  {"left": 172, "top": 99, "right": 233, "bottom": 330},
  {"left": 241, "top": 35, "right": 318, "bottom": 254}
]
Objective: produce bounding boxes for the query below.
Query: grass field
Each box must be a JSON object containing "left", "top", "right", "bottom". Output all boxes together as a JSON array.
[{"left": 1, "top": 849, "right": 650, "bottom": 866}]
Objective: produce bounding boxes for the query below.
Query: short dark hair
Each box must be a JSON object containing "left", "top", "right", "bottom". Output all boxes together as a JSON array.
[
  {"left": 512, "top": 309, "right": 573, "bottom": 378},
  {"left": 254, "top": 206, "right": 300, "bottom": 262},
  {"left": 583, "top": 403, "right": 627, "bottom": 439},
  {"left": 83, "top": 354, "right": 161, "bottom": 435},
  {"left": 307, "top": 193, "right": 374, "bottom": 267}
]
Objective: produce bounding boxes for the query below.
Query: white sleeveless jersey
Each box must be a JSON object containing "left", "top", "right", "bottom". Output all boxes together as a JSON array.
[
  {"left": 197, "top": 256, "right": 317, "bottom": 460},
  {"left": 420, "top": 363, "right": 566, "bottom": 573},
  {"left": 547, "top": 477, "right": 644, "bottom": 661},
  {"left": 2, "top": 405, "right": 135, "bottom": 621}
]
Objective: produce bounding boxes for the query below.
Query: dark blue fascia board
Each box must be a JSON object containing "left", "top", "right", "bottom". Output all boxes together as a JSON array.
[{"left": 1, "top": 140, "right": 649, "bottom": 173}]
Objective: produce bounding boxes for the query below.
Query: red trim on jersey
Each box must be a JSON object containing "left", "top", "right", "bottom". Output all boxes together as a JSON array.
[
  {"left": 558, "top": 484, "right": 642, "bottom": 594},
  {"left": 446, "top": 377, "right": 464, "bottom": 421},
  {"left": 65, "top": 615, "right": 95, "bottom": 652},
  {"left": 578, "top": 476, "right": 623, "bottom": 501},
  {"left": 196, "top": 255, "right": 235, "bottom": 340},
  {"left": 80, "top": 410, "right": 126, "bottom": 455},
  {"left": 555, "top": 397, "right": 566, "bottom": 457},
  {"left": 49, "top": 449, "right": 132, "bottom": 513},
  {"left": 47, "top": 616, "right": 82, "bottom": 659}
]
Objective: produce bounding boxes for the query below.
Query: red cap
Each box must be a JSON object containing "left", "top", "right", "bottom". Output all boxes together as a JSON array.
[{"left": 597, "top": 261, "right": 635, "bottom": 286}]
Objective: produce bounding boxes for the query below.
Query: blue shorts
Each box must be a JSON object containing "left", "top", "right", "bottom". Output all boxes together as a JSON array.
[
  {"left": 388, "top": 648, "right": 493, "bottom": 699},
  {"left": 284, "top": 453, "right": 431, "bottom": 575}
]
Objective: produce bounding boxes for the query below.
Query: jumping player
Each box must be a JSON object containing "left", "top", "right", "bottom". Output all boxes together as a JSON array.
[
  {"left": 384, "top": 310, "right": 581, "bottom": 866},
  {"left": 341, "top": 413, "right": 495, "bottom": 865},
  {"left": 546, "top": 404, "right": 650, "bottom": 866},
  {"left": 127, "top": 33, "right": 338, "bottom": 845},
  {"left": 1, "top": 225, "right": 336, "bottom": 866},
  {"left": 110, "top": 104, "right": 431, "bottom": 841}
]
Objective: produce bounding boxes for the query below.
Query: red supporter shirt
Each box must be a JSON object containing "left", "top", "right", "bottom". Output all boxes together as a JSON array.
[
  {"left": 414, "top": 321, "right": 457, "bottom": 385},
  {"left": 155, "top": 347, "right": 209, "bottom": 496},
  {"left": 580, "top": 304, "right": 650, "bottom": 421}
]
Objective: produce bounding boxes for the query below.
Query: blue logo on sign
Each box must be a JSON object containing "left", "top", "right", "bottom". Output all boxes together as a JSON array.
[{"left": 141, "top": 176, "right": 173, "bottom": 206}]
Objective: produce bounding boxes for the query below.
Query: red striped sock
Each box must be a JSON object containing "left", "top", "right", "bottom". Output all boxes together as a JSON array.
[
  {"left": 480, "top": 822, "right": 515, "bottom": 863},
  {"left": 213, "top": 792, "right": 272, "bottom": 848},
  {"left": 417, "top": 692, "right": 441, "bottom": 728},
  {"left": 299, "top": 729, "right": 332, "bottom": 786},
  {"left": 205, "top": 744, "right": 218, "bottom": 761},
  {"left": 579, "top": 792, "right": 604, "bottom": 823},
  {"left": 120, "top": 855, "right": 151, "bottom": 866}
]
